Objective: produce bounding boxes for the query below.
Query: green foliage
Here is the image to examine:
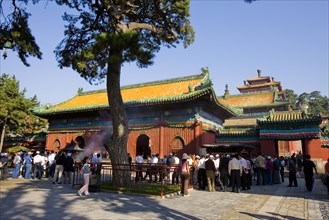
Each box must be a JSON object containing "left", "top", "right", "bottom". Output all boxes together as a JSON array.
[
  {"left": 284, "top": 89, "right": 298, "bottom": 110},
  {"left": 0, "top": 74, "right": 47, "bottom": 136},
  {"left": 54, "top": 0, "right": 195, "bottom": 84},
  {"left": 285, "top": 89, "right": 329, "bottom": 115},
  {"left": 0, "top": 1, "right": 42, "bottom": 66}
]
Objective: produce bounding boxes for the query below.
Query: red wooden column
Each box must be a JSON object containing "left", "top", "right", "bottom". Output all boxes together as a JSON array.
[
  {"left": 194, "top": 122, "right": 203, "bottom": 155},
  {"left": 159, "top": 126, "right": 165, "bottom": 158}
]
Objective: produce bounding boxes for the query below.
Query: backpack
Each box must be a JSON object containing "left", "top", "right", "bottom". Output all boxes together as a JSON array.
[{"left": 266, "top": 162, "right": 270, "bottom": 170}]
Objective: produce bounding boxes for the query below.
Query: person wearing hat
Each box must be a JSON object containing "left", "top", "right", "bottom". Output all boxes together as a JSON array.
[
  {"left": 205, "top": 155, "right": 217, "bottom": 192},
  {"left": 180, "top": 153, "right": 190, "bottom": 197},
  {"left": 33, "top": 151, "right": 44, "bottom": 179},
  {"left": 24, "top": 152, "right": 33, "bottom": 179}
]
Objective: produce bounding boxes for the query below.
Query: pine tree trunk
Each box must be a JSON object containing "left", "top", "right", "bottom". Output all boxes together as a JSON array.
[
  {"left": 0, "top": 117, "right": 7, "bottom": 153},
  {"left": 104, "top": 48, "right": 131, "bottom": 186}
]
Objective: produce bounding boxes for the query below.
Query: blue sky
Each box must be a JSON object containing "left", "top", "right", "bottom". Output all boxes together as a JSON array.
[{"left": 1, "top": 0, "right": 328, "bottom": 105}]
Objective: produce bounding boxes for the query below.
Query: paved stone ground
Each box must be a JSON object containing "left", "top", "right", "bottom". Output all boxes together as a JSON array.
[{"left": 0, "top": 176, "right": 328, "bottom": 220}]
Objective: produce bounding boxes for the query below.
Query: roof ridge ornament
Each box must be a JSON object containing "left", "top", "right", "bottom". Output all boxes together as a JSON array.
[{"left": 257, "top": 69, "right": 261, "bottom": 77}]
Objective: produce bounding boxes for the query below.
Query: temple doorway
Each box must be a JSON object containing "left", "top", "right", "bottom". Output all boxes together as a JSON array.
[
  {"left": 170, "top": 136, "right": 185, "bottom": 155},
  {"left": 136, "top": 134, "right": 151, "bottom": 159},
  {"left": 277, "top": 140, "right": 303, "bottom": 157}
]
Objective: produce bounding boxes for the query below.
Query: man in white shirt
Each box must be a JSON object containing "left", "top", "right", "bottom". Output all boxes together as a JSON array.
[
  {"left": 48, "top": 151, "right": 56, "bottom": 178},
  {"left": 33, "top": 151, "right": 44, "bottom": 179},
  {"left": 198, "top": 155, "right": 206, "bottom": 190},
  {"left": 135, "top": 155, "right": 144, "bottom": 181},
  {"left": 171, "top": 153, "right": 180, "bottom": 184},
  {"left": 229, "top": 154, "right": 242, "bottom": 193}
]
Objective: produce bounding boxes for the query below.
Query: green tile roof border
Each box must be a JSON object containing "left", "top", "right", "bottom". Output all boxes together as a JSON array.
[{"left": 257, "top": 114, "right": 322, "bottom": 124}]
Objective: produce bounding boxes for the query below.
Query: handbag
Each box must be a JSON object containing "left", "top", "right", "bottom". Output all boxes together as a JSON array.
[
  {"left": 80, "top": 167, "right": 84, "bottom": 175},
  {"left": 296, "top": 171, "right": 301, "bottom": 178}
]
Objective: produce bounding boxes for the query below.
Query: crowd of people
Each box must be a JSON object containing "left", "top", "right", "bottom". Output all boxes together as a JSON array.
[
  {"left": 133, "top": 151, "right": 324, "bottom": 196},
  {"left": 1, "top": 150, "right": 327, "bottom": 196},
  {"left": 0, "top": 150, "right": 75, "bottom": 184}
]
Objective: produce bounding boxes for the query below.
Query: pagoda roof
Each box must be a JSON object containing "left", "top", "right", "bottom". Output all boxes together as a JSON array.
[
  {"left": 34, "top": 72, "right": 238, "bottom": 117},
  {"left": 246, "top": 75, "right": 270, "bottom": 83},
  {"left": 217, "top": 91, "right": 288, "bottom": 108},
  {"left": 237, "top": 81, "right": 282, "bottom": 91}
]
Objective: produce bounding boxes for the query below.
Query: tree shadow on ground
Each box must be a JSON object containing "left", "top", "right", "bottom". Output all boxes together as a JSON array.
[
  {"left": 0, "top": 179, "right": 200, "bottom": 220},
  {"left": 239, "top": 211, "right": 304, "bottom": 220}
]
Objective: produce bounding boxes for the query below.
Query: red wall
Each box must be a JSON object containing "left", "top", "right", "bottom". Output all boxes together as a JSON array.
[
  {"left": 260, "top": 139, "right": 276, "bottom": 156},
  {"left": 304, "top": 138, "right": 328, "bottom": 161}
]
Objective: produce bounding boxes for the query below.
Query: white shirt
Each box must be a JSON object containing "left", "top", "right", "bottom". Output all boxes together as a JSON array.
[
  {"left": 48, "top": 153, "right": 56, "bottom": 164},
  {"left": 214, "top": 158, "right": 220, "bottom": 169},
  {"left": 198, "top": 158, "right": 206, "bottom": 169},
  {"left": 33, "top": 154, "right": 43, "bottom": 164},
  {"left": 173, "top": 156, "right": 180, "bottom": 165},
  {"left": 240, "top": 158, "right": 247, "bottom": 169},
  {"left": 228, "top": 158, "right": 242, "bottom": 175},
  {"left": 152, "top": 156, "right": 159, "bottom": 164}
]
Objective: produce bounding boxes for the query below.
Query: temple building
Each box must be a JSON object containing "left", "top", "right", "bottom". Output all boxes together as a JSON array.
[
  {"left": 33, "top": 69, "right": 238, "bottom": 159},
  {"left": 33, "top": 69, "right": 328, "bottom": 171},
  {"left": 212, "top": 69, "right": 327, "bottom": 171}
]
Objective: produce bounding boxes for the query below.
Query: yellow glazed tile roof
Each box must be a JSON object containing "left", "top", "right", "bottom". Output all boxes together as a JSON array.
[
  {"left": 224, "top": 118, "right": 258, "bottom": 126},
  {"left": 218, "top": 93, "right": 274, "bottom": 108},
  {"left": 51, "top": 78, "right": 201, "bottom": 110}
]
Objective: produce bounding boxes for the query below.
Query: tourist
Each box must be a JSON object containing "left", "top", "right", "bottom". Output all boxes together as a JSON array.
[
  {"left": 197, "top": 155, "right": 206, "bottom": 190},
  {"left": 287, "top": 155, "right": 298, "bottom": 187},
  {"left": 245, "top": 155, "right": 253, "bottom": 187},
  {"left": 272, "top": 155, "right": 281, "bottom": 184},
  {"left": 24, "top": 152, "right": 33, "bottom": 179},
  {"left": 12, "top": 152, "right": 22, "bottom": 179},
  {"left": 33, "top": 151, "right": 44, "bottom": 179},
  {"left": 172, "top": 153, "right": 180, "bottom": 185},
  {"left": 192, "top": 155, "right": 200, "bottom": 186},
  {"left": 301, "top": 154, "right": 317, "bottom": 192},
  {"left": 229, "top": 154, "right": 242, "bottom": 193},
  {"left": 205, "top": 155, "right": 216, "bottom": 192},
  {"left": 279, "top": 156, "right": 286, "bottom": 183},
  {"left": 325, "top": 158, "right": 329, "bottom": 194},
  {"left": 255, "top": 153, "right": 266, "bottom": 185},
  {"left": 48, "top": 151, "right": 56, "bottom": 178},
  {"left": 78, "top": 157, "right": 91, "bottom": 196},
  {"left": 180, "top": 153, "right": 190, "bottom": 197},
  {"left": 240, "top": 154, "right": 249, "bottom": 190},
  {"left": 219, "top": 154, "right": 230, "bottom": 192},
  {"left": 63, "top": 152, "right": 74, "bottom": 184},
  {"left": 135, "top": 154, "right": 144, "bottom": 182},
  {"left": 151, "top": 153, "right": 159, "bottom": 183},
  {"left": 265, "top": 156, "right": 273, "bottom": 185},
  {"left": 53, "top": 151, "right": 66, "bottom": 184}
]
